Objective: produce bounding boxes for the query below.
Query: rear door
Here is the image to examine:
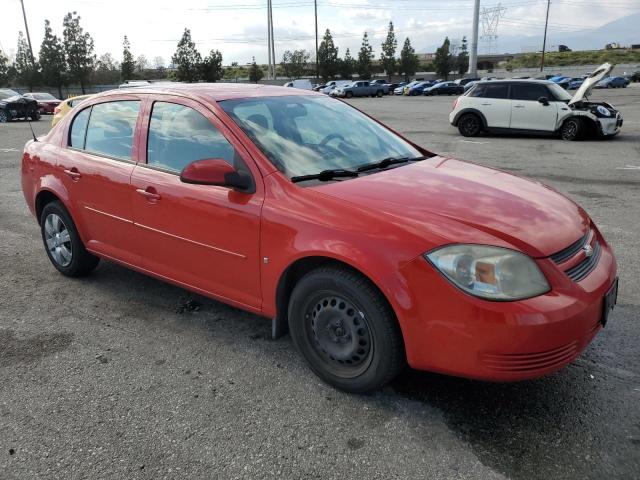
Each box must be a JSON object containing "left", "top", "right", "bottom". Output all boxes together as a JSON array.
[
  {"left": 130, "top": 96, "right": 264, "bottom": 310},
  {"left": 467, "top": 83, "right": 512, "bottom": 128},
  {"left": 58, "top": 97, "right": 143, "bottom": 264},
  {"left": 509, "top": 83, "right": 558, "bottom": 131}
]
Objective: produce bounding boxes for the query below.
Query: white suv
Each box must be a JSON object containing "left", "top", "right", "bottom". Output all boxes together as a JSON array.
[{"left": 449, "top": 63, "right": 623, "bottom": 140}]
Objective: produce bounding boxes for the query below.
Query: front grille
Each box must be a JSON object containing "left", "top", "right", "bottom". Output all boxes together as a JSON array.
[
  {"left": 565, "top": 240, "right": 601, "bottom": 282},
  {"left": 549, "top": 227, "right": 601, "bottom": 282},
  {"left": 480, "top": 341, "right": 579, "bottom": 373},
  {"left": 550, "top": 231, "right": 590, "bottom": 264}
]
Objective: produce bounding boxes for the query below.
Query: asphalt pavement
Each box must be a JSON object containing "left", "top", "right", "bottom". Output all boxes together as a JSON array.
[{"left": 0, "top": 85, "right": 638, "bottom": 479}]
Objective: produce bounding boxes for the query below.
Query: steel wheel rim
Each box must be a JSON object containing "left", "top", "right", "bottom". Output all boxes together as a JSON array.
[
  {"left": 0, "top": 110, "right": 7, "bottom": 122},
  {"left": 44, "top": 213, "right": 73, "bottom": 267},
  {"left": 304, "top": 293, "right": 373, "bottom": 378}
]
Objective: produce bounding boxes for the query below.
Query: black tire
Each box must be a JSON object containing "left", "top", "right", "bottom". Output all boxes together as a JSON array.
[
  {"left": 29, "top": 110, "right": 41, "bottom": 121},
  {"left": 40, "top": 201, "right": 99, "bottom": 277},
  {"left": 0, "top": 109, "right": 8, "bottom": 123},
  {"left": 376, "top": 90, "right": 383, "bottom": 97},
  {"left": 560, "top": 117, "right": 582, "bottom": 141},
  {"left": 288, "top": 266, "right": 405, "bottom": 393},
  {"left": 457, "top": 113, "right": 482, "bottom": 137},
  {"left": 345, "top": 91, "right": 353, "bottom": 98}
]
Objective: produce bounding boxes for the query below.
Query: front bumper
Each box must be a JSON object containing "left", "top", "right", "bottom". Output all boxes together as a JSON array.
[
  {"left": 396, "top": 229, "right": 617, "bottom": 381},
  {"left": 597, "top": 113, "right": 622, "bottom": 136}
]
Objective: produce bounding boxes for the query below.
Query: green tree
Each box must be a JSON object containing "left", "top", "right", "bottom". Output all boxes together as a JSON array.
[
  {"left": 357, "top": 32, "right": 374, "bottom": 79},
  {"left": 457, "top": 36, "right": 468, "bottom": 75},
  {"left": 39, "top": 20, "right": 66, "bottom": 97},
  {"left": 15, "top": 31, "right": 39, "bottom": 90},
  {"left": 121, "top": 36, "right": 135, "bottom": 81},
  {"left": 248, "top": 57, "right": 264, "bottom": 83},
  {"left": 338, "top": 48, "right": 355, "bottom": 79},
  {"left": 399, "top": 37, "right": 419, "bottom": 81},
  {"left": 380, "top": 22, "right": 397, "bottom": 79},
  {"left": 92, "top": 53, "right": 120, "bottom": 84},
  {"left": 281, "top": 50, "right": 309, "bottom": 79},
  {"left": 0, "top": 50, "right": 10, "bottom": 86},
  {"left": 63, "top": 12, "right": 95, "bottom": 93},
  {"left": 171, "top": 28, "right": 202, "bottom": 82},
  {"left": 317, "top": 29, "right": 339, "bottom": 82},
  {"left": 201, "top": 49, "right": 223, "bottom": 82},
  {"left": 434, "top": 37, "right": 452, "bottom": 79}
]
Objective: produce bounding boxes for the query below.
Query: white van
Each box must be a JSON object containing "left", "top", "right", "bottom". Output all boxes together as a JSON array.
[{"left": 283, "top": 79, "right": 313, "bottom": 90}]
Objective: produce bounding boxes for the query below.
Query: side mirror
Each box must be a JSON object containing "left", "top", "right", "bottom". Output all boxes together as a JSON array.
[
  {"left": 180, "top": 159, "right": 252, "bottom": 191},
  {"left": 538, "top": 96, "right": 549, "bottom": 106}
]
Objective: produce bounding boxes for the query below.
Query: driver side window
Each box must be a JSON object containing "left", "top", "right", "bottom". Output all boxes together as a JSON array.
[{"left": 147, "top": 102, "right": 236, "bottom": 173}]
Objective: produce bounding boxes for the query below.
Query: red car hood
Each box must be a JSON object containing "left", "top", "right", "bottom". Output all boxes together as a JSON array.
[{"left": 314, "top": 156, "right": 589, "bottom": 258}]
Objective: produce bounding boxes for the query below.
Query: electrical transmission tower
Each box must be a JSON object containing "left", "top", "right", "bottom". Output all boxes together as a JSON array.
[{"left": 480, "top": 4, "right": 506, "bottom": 54}]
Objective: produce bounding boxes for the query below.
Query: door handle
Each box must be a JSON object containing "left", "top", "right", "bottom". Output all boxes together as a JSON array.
[
  {"left": 136, "top": 188, "right": 161, "bottom": 202},
  {"left": 514, "top": 104, "right": 525, "bottom": 108},
  {"left": 481, "top": 102, "right": 492, "bottom": 106},
  {"left": 63, "top": 168, "right": 81, "bottom": 180}
]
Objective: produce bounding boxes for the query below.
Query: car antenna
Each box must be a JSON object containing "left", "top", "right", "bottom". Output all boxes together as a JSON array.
[{"left": 27, "top": 119, "right": 38, "bottom": 142}]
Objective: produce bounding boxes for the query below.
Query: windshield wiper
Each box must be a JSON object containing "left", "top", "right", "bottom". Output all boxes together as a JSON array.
[
  {"left": 291, "top": 168, "right": 359, "bottom": 183},
  {"left": 356, "top": 155, "right": 428, "bottom": 172}
]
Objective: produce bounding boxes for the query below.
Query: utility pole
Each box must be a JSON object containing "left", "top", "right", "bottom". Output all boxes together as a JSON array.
[
  {"left": 267, "top": 0, "right": 272, "bottom": 79},
  {"left": 469, "top": 0, "right": 480, "bottom": 77},
  {"left": 540, "top": 0, "right": 551, "bottom": 72},
  {"left": 314, "top": 0, "right": 319, "bottom": 82},
  {"left": 270, "top": 0, "right": 276, "bottom": 80},
  {"left": 19, "top": 0, "right": 35, "bottom": 66}
]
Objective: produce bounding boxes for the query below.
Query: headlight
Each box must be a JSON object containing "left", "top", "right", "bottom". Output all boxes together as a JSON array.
[
  {"left": 425, "top": 245, "right": 550, "bottom": 301},
  {"left": 596, "top": 105, "right": 611, "bottom": 117}
]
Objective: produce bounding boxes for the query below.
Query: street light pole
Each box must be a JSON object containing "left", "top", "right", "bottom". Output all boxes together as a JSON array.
[
  {"left": 469, "top": 0, "right": 480, "bottom": 77},
  {"left": 267, "top": 0, "right": 272, "bottom": 79},
  {"left": 540, "top": 0, "right": 551, "bottom": 72},
  {"left": 314, "top": 0, "right": 319, "bottom": 82}
]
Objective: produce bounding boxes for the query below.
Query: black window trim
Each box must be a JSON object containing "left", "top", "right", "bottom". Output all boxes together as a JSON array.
[{"left": 66, "top": 99, "right": 141, "bottom": 165}]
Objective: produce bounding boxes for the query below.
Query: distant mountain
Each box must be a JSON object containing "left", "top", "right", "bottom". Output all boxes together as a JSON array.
[{"left": 496, "top": 12, "right": 640, "bottom": 53}]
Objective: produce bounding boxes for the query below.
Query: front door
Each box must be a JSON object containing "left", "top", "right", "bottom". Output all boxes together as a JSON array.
[
  {"left": 130, "top": 97, "right": 263, "bottom": 310},
  {"left": 509, "top": 83, "right": 558, "bottom": 131},
  {"left": 57, "top": 98, "right": 142, "bottom": 264}
]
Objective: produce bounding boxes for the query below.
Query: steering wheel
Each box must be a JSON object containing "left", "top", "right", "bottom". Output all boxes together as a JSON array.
[{"left": 319, "top": 133, "right": 346, "bottom": 148}]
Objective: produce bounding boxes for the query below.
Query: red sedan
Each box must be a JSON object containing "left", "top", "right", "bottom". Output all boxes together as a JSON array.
[
  {"left": 23, "top": 92, "right": 61, "bottom": 114},
  {"left": 20, "top": 84, "right": 618, "bottom": 393}
]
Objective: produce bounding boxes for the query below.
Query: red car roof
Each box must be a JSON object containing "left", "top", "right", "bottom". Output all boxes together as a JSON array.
[{"left": 108, "top": 83, "right": 319, "bottom": 102}]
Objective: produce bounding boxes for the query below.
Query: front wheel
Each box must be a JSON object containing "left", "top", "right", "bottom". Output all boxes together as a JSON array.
[
  {"left": 40, "top": 201, "right": 100, "bottom": 276},
  {"left": 288, "top": 267, "right": 405, "bottom": 393},
  {"left": 458, "top": 113, "right": 482, "bottom": 137},
  {"left": 345, "top": 91, "right": 353, "bottom": 98},
  {"left": 560, "top": 117, "right": 582, "bottom": 141},
  {"left": 0, "top": 109, "right": 8, "bottom": 123}
]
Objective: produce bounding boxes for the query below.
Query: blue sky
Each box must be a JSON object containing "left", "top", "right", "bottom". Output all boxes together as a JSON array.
[{"left": 1, "top": 0, "right": 639, "bottom": 65}]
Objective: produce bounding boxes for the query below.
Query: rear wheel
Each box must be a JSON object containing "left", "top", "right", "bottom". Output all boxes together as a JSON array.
[
  {"left": 29, "top": 110, "right": 41, "bottom": 121},
  {"left": 345, "top": 91, "right": 353, "bottom": 98},
  {"left": 288, "top": 267, "right": 405, "bottom": 393},
  {"left": 560, "top": 117, "right": 582, "bottom": 141},
  {"left": 458, "top": 113, "right": 482, "bottom": 137},
  {"left": 376, "top": 90, "right": 383, "bottom": 97},
  {"left": 40, "top": 201, "right": 99, "bottom": 276}
]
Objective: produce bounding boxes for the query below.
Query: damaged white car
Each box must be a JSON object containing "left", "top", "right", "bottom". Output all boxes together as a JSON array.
[{"left": 450, "top": 63, "right": 623, "bottom": 140}]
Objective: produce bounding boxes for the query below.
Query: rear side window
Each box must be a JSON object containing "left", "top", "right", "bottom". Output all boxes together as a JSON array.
[
  {"left": 69, "top": 107, "right": 91, "bottom": 148},
  {"left": 511, "top": 83, "right": 550, "bottom": 101},
  {"left": 84, "top": 101, "right": 140, "bottom": 160},
  {"left": 147, "top": 102, "right": 235, "bottom": 173},
  {"left": 470, "top": 84, "right": 509, "bottom": 99}
]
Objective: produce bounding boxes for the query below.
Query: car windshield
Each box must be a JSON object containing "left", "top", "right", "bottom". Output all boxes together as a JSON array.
[
  {"left": 220, "top": 95, "right": 422, "bottom": 179},
  {"left": 33, "top": 93, "right": 56, "bottom": 100},
  {"left": 547, "top": 83, "right": 572, "bottom": 101},
  {"left": 0, "top": 89, "right": 20, "bottom": 100}
]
